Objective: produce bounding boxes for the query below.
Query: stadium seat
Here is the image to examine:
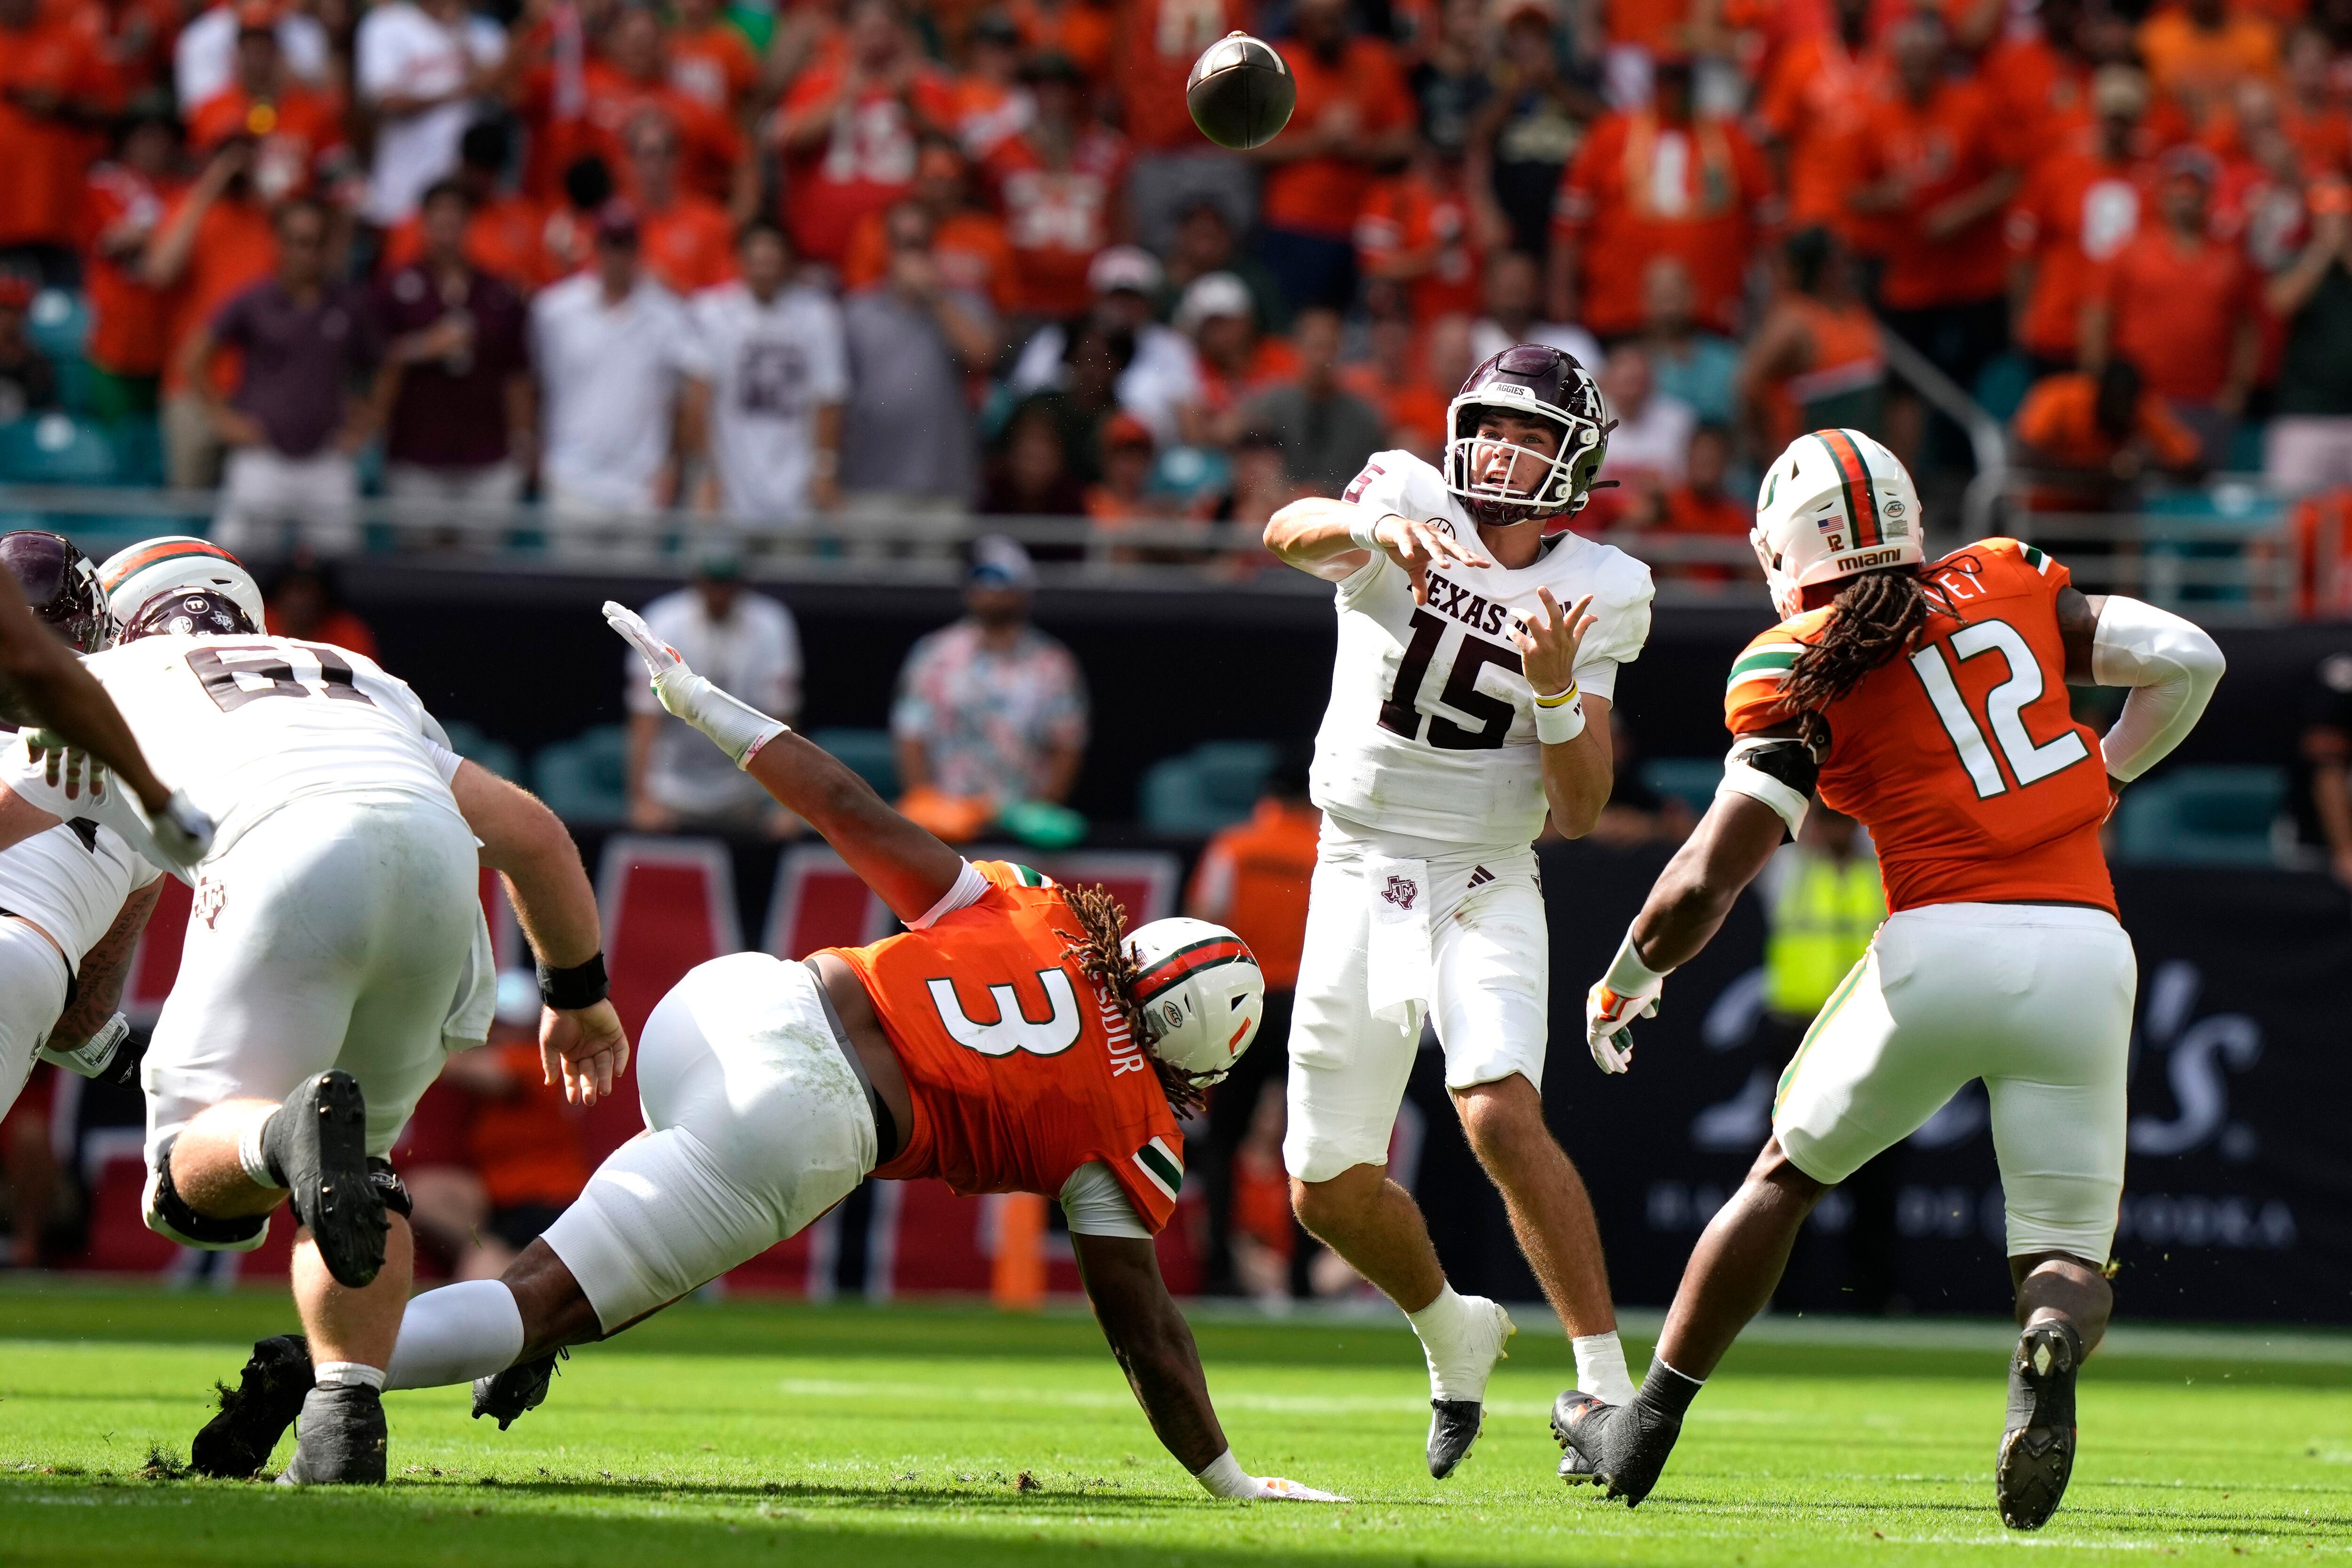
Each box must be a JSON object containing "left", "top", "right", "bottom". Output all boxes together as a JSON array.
[
  {"left": 0, "top": 413, "right": 119, "bottom": 485},
  {"left": 1641, "top": 757, "right": 1724, "bottom": 819},
  {"left": 27, "top": 288, "right": 89, "bottom": 358},
  {"left": 2113, "top": 764, "right": 2287, "bottom": 866},
  {"left": 442, "top": 719, "right": 523, "bottom": 781},
  {"left": 531, "top": 724, "right": 630, "bottom": 824},
  {"left": 1138, "top": 740, "right": 1276, "bottom": 834},
  {"left": 806, "top": 726, "right": 898, "bottom": 798}
]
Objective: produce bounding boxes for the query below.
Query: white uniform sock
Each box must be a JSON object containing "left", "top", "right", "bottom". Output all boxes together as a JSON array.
[
  {"left": 1406, "top": 1284, "right": 1493, "bottom": 1401},
  {"left": 384, "top": 1279, "right": 527, "bottom": 1392},
  {"left": 312, "top": 1361, "right": 386, "bottom": 1390},
  {"left": 1573, "top": 1330, "right": 1637, "bottom": 1407}
]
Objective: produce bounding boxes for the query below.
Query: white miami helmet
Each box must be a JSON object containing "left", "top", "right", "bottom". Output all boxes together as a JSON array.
[
  {"left": 1127, "top": 916, "right": 1265, "bottom": 1084},
  {"left": 1751, "top": 429, "right": 1923, "bottom": 620},
  {"left": 97, "top": 536, "right": 265, "bottom": 638}
]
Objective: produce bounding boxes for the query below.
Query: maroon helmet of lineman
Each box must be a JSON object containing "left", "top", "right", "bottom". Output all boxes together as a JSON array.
[
  {"left": 1442, "top": 346, "right": 1613, "bottom": 528},
  {"left": 0, "top": 530, "right": 112, "bottom": 653},
  {"left": 121, "top": 589, "right": 258, "bottom": 643}
]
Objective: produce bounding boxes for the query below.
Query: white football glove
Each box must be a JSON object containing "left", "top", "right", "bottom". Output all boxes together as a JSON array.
[
  {"left": 22, "top": 728, "right": 102, "bottom": 800},
  {"left": 38, "top": 1011, "right": 133, "bottom": 1082},
  {"left": 1193, "top": 1449, "right": 1348, "bottom": 1503},
  {"left": 142, "top": 788, "right": 214, "bottom": 870},
  {"left": 603, "top": 600, "right": 788, "bottom": 768},
  {"left": 1585, "top": 929, "right": 1669, "bottom": 1075}
]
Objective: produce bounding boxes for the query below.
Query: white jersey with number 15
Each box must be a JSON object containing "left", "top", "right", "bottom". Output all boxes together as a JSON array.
[{"left": 1311, "top": 449, "right": 1655, "bottom": 847}]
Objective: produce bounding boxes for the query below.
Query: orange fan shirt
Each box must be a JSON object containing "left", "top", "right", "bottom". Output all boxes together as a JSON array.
[
  {"left": 1849, "top": 77, "right": 2013, "bottom": 310},
  {"left": 1978, "top": 32, "right": 2093, "bottom": 160},
  {"left": 778, "top": 62, "right": 958, "bottom": 265},
  {"left": 158, "top": 188, "right": 278, "bottom": 394},
  {"left": 1115, "top": 0, "right": 1252, "bottom": 152},
  {"left": 380, "top": 193, "right": 563, "bottom": 290},
  {"left": 570, "top": 60, "right": 744, "bottom": 204},
  {"left": 1755, "top": 30, "right": 1881, "bottom": 240},
  {"left": 1337, "top": 361, "right": 1446, "bottom": 454},
  {"left": 1007, "top": 0, "right": 1115, "bottom": 80},
  {"left": 2095, "top": 226, "right": 2258, "bottom": 403},
  {"left": 1552, "top": 109, "right": 1776, "bottom": 337},
  {"left": 839, "top": 206, "right": 1018, "bottom": 313},
  {"left": 667, "top": 19, "right": 759, "bottom": 113},
  {"left": 1605, "top": 0, "right": 1691, "bottom": 51},
  {"left": 1354, "top": 170, "right": 1486, "bottom": 325},
  {"left": 0, "top": 13, "right": 102, "bottom": 248},
  {"left": 1263, "top": 37, "right": 1414, "bottom": 239},
  {"left": 827, "top": 860, "right": 1185, "bottom": 1230},
  {"left": 2137, "top": 7, "right": 2276, "bottom": 127},
  {"left": 1725, "top": 536, "right": 2114, "bottom": 915},
  {"left": 991, "top": 125, "right": 1128, "bottom": 318},
  {"left": 79, "top": 163, "right": 181, "bottom": 377},
  {"left": 2013, "top": 370, "right": 2201, "bottom": 472},
  {"left": 639, "top": 191, "right": 738, "bottom": 294},
  {"left": 185, "top": 83, "right": 349, "bottom": 199},
  {"left": 2005, "top": 137, "right": 2153, "bottom": 363},
  {"left": 1185, "top": 798, "right": 1319, "bottom": 991}
]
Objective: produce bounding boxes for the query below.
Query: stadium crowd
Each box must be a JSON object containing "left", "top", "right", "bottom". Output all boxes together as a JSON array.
[{"left": 0, "top": 0, "right": 2349, "bottom": 565}]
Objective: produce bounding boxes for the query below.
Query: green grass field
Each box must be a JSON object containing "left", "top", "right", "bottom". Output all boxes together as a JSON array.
[{"left": 3, "top": 1281, "right": 2350, "bottom": 1567}]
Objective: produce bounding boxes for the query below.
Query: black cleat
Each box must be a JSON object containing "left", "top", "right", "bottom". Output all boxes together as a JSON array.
[
  {"left": 472, "top": 1348, "right": 566, "bottom": 1431},
  {"left": 1552, "top": 1390, "right": 1682, "bottom": 1507},
  {"left": 1427, "top": 1400, "right": 1483, "bottom": 1479},
  {"left": 1997, "top": 1319, "right": 2082, "bottom": 1530},
  {"left": 263, "top": 1070, "right": 386, "bottom": 1289},
  {"left": 278, "top": 1384, "right": 388, "bottom": 1486},
  {"left": 191, "top": 1334, "right": 313, "bottom": 1478}
]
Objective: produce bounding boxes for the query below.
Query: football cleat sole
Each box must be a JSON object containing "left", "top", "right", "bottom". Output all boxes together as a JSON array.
[
  {"left": 271, "top": 1071, "right": 387, "bottom": 1290},
  {"left": 1552, "top": 1390, "right": 1681, "bottom": 1508},
  {"left": 473, "top": 1347, "right": 567, "bottom": 1431},
  {"left": 278, "top": 1383, "right": 388, "bottom": 1486},
  {"left": 1996, "top": 1319, "right": 2082, "bottom": 1530},
  {"left": 191, "top": 1334, "right": 313, "bottom": 1478}
]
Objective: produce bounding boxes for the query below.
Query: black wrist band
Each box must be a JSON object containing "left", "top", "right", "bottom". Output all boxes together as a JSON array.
[{"left": 539, "top": 952, "right": 610, "bottom": 1011}]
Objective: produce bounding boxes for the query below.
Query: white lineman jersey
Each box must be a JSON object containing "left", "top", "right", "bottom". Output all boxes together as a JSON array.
[
  {"left": 0, "top": 635, "right": 464, "bottom": 865},
  {"left": 1312, "top": 449, "right": 1655, "bottom": 845},
  {"left": 0, "top": 816, "right": 160, "bottom": 969}
]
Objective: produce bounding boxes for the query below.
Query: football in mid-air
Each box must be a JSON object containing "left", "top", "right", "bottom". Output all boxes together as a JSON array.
[{"left": 1186, "top": 31, "right": 1295, "bottom": 150}]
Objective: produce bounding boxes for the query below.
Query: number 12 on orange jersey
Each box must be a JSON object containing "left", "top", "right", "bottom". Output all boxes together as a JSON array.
[{"left": 1908, "top": 617, "right": 2090, "bottom": 799}]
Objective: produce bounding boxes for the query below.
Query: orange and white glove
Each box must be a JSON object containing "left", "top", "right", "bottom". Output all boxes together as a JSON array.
[
  {"left": 1586, "top": 929, "right": 1669, "bottom": 1075},
  {"left": 1194, "top": 1449, "right": 1348, "bottom": 1502},
  {"left": 604, "top": 600, "right": 787, "bottom": 768}
]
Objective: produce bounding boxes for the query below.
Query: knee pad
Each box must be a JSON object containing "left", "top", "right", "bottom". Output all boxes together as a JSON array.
[
  {"left": 368, "top": 1157, "right": 413, "bottom": 1219},
  {"left": 143, "top": 1136, "right": 270, "bottom": 1252}
]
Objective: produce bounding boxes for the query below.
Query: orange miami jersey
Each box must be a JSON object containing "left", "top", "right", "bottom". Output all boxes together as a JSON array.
[
  {"left": 1725, "top": 539, "right": 2116, "bottom": 914},
  {"left": 826, "top": 862, "right": 1185, "bottom": 1229}
]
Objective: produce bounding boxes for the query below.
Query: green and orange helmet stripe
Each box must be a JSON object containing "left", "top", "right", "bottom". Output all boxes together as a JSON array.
[
  {"left": 1811, "top": 428, "right": 1884, "bottom": 549},
  {"left": 96, "top": 536, "right": 246, "bottom": 598},
  {"left": 1132, "top": 932, "right": 1258, "bottom": 1004}
]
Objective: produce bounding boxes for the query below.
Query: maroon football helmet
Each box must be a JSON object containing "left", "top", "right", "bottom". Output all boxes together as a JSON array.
[
  {"left": 1442, "top": 345, "right": 1613, "bottom": 527},
  {"left": 122, "top": 589, "right": 258, "bottom": 642},
  {"left": 0, "top": 530, "right": 111, "bottom": 652}
]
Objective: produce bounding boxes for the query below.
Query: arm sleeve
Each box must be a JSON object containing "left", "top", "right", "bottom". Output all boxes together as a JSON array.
[
  {"left": 2090, "top": 595, "right": 2225, "bottom": 782},
  {"left": 1058, "top": 1159, "right": 1152, "bottom": 1239},
  {"left": 906, "top": 859, "right": 989, "bottom": 929}
]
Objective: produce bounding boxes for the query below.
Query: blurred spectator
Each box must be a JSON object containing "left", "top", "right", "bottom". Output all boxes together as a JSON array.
[
  {"left": 399, "top": 972, "right": 592, "bottom": 1281},
  {"left": 1007, "top": 246, "right": 1201, "bottom": 446},
  {"left": 1470, "top": 247, "right": 1600, "bottom": 368},
  {"left": 981, "top": 398, "right": 1088, "bottom": 514},
  {"left": 694, "top": 218, "right": 849, "bottom": 526},
  {"left": 1085, "top": 411, "right": 1158, "bottom": 528},
  {"left": 1116, "top": 0, "right": 1254, "bottom": 251},
  {"left": 2273, "top": 27, "right": 2350, "bottom": 174},
  {"left": 186, "top": 5, "right": 350, "bottom": 206},
  {"left": 531, "top": 202, "right": 710, "bottom": 530},
  {"left": 1243, "top": 306, "right": 1385, "bottom": 492},
  {"left": 2138, "top": 0, "right": 2277, "bottom": 142},
  {"left": 2265, "top": 173, "right": 2352, "bottom": 494},
  {"left": 78, "top": 108, "right": 181, "bottom": 421},
  {"left": 1255, "top": 0, "right": 1416, "bottom": 313},
  {"left": 1355, "top": 133, "right": 1501, "bottom": 328},
  {"left": 1637, "top": 255, "right": 1738, "bottom": 425},
  {"left": 263, "top": 555, "right": 379, "bottom": 656},
  {"left": 775, "top": 0, "right": 953, "bottom": 266},
  {"left": 1410, "top": 0, "right": 1495, "bottom": 165},
  {"left": 189, "top": 199, "right": 381, "bottom": 555},
  {"left": 992, "top": 50, "right": 1128, "bottom": 324},
  {"left": 1474, "top": 0, "right": 1597, "bottom": 259},
  {"left": 0, "top": 276, "right": 59, "bottom": 422},
  {"left": 1006, "top": 0, "right": 1112, "bottom": 83},
  {"left": 1013, "top": 316, "right": 1131, "bottom": 486},
  {"left": 145, "top": 138, "right": 279, "bottom": 488},
  {"left": 840, "top": 199, "right": 996, "bottom": 518},
  {"left": 380, "top": 119, "right": 558, "bottom": 288},
  {"left": 892, "top": 534, "right": 1088, "bottom": 838},
  {"left": 1738, "top": 226, "right": 1885, "bottom": 454},
  {"left": 1847, "top": 14, "right": 2018, "bottom": 422},
  {"left": 1219, "top": 425, "right": 1303, "bottom": 526},
  {"left": 175, "top": 0, "right": 329, "bottom": 111},
  {"left": 572, "top": 6, "right": 744, "bottom": 211},
  {"left": 626, "top": 108, "right": 737, "bottom": 295},
  {"left": 1593, "top": 344, "right": 1693, "bottom": 501},
  {"left": 1186, "top": 744, "right": 1318, "bottom": 1297},
  {"left": 1177, "top": 271, "right": 1298, "bottom": 446},
  {"left": 2290, "top": 651, "right": 2352, "bottom": 888},
  {"left": 354, "top": 0, "right": 505, "bottom": 231},
  {"left": 368, "top": 177, "right": 534, "bottom": 518},
  {"left": 1981, "top": 0, "right": 2106, "bottom": 153},
  {"left": 2013, "top": 358, "right": 2203, "bottom": 510},
  {"left": 1221, "top": 1081, "right": 1298, "bottom": 1299},
  {"left": 950, "top": 12, "right": 1032, "bottom": 166},
  {"left": 0, "top": 1066, "right": 60, "bottom": 1265},
  {"left": 666, "top": 0, "right": 760, "bottom": 120},
  {"left": 1586, "top": 710, "right": 1694, "bottom": 844},
  {"left": 841, "top": 137, "right": 1017, "bottom": 313},
  {"left": 1644, "top": 421, "right": 1748, "bottom": 582},
  {"left": 624, "top": 546, "right": 803, "bottom": 832},
  {"left": 1339, "top": 310, "right": 1450, "bottom": 457},
  {"left": 1158, "top": 196, "right": 1285, "bottom": 332},
  {"left": 2006, "top": 64, "right": 2155, "bottom": 378},
  {"left": 1549, "top": 56, "right": 1773, "bottom": 340},
  {"left": 2084, "top": 148, "right": 2258, "bottom": 466},
  {"left": 0, "top": 0, "right": 104, "bottom": 287},
  {"left": 1754, "top": 0, "right": 1878, "bottom": 252}
]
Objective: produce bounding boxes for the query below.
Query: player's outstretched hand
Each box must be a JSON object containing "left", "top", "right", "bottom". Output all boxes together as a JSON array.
[
  {"left": 603, "top": 601, "right": 683, "bottom": 681},
  {"left": 1512, "top": 589, "right": 1597, "bottom": 700},
  {"left": 24, "top": 729, "right": 101, "bottom": 800},
  {"left": 603, "top": 600, "right": 786, "bottom": 768},
  {"left": 542, "top": 998, "right": 631, "bottom": 1107},
  {"left": 1374, "top": 515, "right": 1491, "bottom": 605},
  {"left": 1585, "top": 981, "right": 1657, "bottom": 1075}
]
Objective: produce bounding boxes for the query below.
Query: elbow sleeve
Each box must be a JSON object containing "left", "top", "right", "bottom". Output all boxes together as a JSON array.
[
  {"left": 2090, "top": 596, "right": 2225, "bottom": 783},
  {"left": 1717, "top": 734, "right": 1817, "bottom": 837}
]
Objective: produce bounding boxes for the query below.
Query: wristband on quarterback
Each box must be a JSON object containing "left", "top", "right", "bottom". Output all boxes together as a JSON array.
[
  {"left": 1346, "top": 510, "right": 1390, "bottom": 554},
  {"left": 1533, "top": 682, "right": 1585, "bottom": 745}
]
